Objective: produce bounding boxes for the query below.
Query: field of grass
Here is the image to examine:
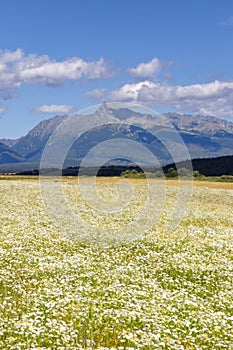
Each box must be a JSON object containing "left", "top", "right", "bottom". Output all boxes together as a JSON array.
[{"left": 0, "top": 177, "right": 233, "bottom": 349}]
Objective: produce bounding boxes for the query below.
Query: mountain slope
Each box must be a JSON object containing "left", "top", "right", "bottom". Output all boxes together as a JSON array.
[
  {"left": 0, "top": 104, "right": 233, "bottom": 169},
  {"left": 0, "top": 142, "right": 25, "bottom": 163},
  {"left": 12, "top": 115, "right": 69, "bottom": 159}
]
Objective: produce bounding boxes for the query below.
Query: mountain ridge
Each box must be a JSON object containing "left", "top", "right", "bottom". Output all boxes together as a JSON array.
[{"left": 0, "top": 104, "right": 233, "bottom": 170}]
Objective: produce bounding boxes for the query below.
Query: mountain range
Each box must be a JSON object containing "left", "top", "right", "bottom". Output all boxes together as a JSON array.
[{"left": 0, "top": 103, "right": 233, "bottom": 172}]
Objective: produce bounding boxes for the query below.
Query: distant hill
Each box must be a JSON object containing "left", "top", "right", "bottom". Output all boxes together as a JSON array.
[
  {"left": 0, "top": 138, "right": 19, "bottom": 147},
  {"left": 0, "top": 104, "right": 233, "bottom": 171},
  {"left": 0, "top": 142, "right": 25, "bottom": 164}
]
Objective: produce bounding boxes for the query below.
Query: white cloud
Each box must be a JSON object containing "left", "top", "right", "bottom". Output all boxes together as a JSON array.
[
  {"left": 108, "top": 80, "right": 233, "bottom": 118},
  {"left": 128, "top": 57, "right": 161, "bottom": 79},
  {"left": 0, "top": 48, "right": 23, "bottom": 64},
  {"left": 0, "top": 49, "right": 111, "bottom": 92},
  {"left": 218, "top": 16, "right": 233, "bottom": 26},
  {"left": 2, "top": 49, "right": 233, "bottom": 119},
  {"left": 0, "top": 106, "right": 6, "bottom": 114},
  {"left": 84, "top": 88, "right": 108, "bottom": 100},
  {"left": 34, "top": 104, "right": 76, "bottom": 114}
]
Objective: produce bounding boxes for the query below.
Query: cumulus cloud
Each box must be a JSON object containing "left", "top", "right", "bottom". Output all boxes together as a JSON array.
[
  {"left": 34, "top": 104, "right": 76, "bottom": 114},
  {"left": 128, "top": 57, "right": 161, "bottom": 79},
  {"left": 107, "top": 80, "right": 233, "bottom": 118},
  {"left": 2, "top": 49, "right": 233, "bottom": 119},
  {"left": 0, "top": 49, "right": 111, "bottom": 93}
]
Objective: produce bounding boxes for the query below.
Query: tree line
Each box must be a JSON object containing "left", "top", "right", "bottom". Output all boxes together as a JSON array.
[{"left": 16, "top": 155, "right": 233, "bottom": 178}]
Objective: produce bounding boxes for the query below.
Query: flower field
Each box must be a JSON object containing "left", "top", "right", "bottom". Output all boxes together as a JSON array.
[{"left": 0, "top": 178, "right": 233, "bottom": 349}]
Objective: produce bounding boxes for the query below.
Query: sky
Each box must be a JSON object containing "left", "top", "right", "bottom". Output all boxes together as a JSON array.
[{"left": 1, "top": 0, "right": 233, "bottom": 138}]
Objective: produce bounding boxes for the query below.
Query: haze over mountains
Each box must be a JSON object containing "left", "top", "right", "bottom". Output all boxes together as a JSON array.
[{"left": 0, "top": 104, "right": 233, "bottom": 171}]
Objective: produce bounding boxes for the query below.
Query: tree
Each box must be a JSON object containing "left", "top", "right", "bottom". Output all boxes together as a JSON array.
[
  {"left": 166, "top": 168, "right": 178, "bottom": 178},
  {"left": 154, "top": 170, "right": 164, "bottom": 178},
  {"left": 193, "top": 170, "right": 202, "bottom": 178},
  {"left": 178, "top": 167, "right": 192, "bottom": 177}
]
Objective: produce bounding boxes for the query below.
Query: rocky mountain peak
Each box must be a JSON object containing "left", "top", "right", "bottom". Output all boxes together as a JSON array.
[{"left": 0, "top": 105, "right": 233, "bottom": 169}]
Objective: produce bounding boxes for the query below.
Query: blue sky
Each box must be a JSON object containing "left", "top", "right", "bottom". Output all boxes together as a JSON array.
[{"left": 1, "top": 0, "right": 233, "bottom": 138}]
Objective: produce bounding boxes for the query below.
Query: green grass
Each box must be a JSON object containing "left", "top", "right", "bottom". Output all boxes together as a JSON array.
[{"left": 0, "top": 179, "right": 232, "bottom": 349}]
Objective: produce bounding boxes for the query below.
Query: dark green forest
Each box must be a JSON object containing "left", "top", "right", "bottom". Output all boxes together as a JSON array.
[{"left": 16, "top": 155, "right": 233, "bottom": 178}]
